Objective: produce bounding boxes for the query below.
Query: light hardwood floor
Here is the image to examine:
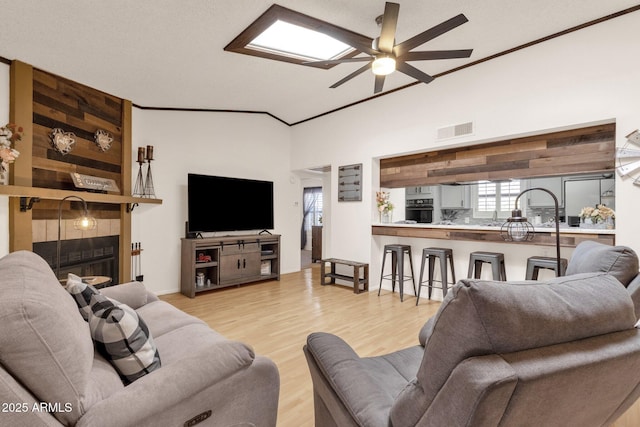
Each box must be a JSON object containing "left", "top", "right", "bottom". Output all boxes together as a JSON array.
[{"left": 160, "top": 264, "right": 640, "bottom": 427}]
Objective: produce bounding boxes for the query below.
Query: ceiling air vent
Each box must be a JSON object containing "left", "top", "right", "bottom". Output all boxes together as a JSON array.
[{"left": 437, "top": 122, "right": 474, "bottom": 140}]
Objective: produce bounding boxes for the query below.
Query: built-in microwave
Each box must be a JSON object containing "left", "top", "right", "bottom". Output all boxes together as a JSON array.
[{"left": 405, "top": 198, "right": 434, "bottom": 223}]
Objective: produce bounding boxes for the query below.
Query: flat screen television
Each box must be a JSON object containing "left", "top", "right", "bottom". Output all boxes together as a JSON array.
[{"left": 187, "top": 173, "right": 274, "bottom": 234}]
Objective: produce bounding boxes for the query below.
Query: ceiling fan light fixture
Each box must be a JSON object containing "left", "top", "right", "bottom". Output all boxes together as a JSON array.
[{"left": 372, "top": 56, "right": 396, "bottom": 76}]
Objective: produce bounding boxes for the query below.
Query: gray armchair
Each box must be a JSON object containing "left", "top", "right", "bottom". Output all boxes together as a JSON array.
[{"left": 304, "top": 272, "right": 640, "bottom": 426}]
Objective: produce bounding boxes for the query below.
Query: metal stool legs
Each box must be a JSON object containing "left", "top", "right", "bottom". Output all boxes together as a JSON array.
[
  {"left": 525, "top": 256, "right": 568, "bottom": 279},
  {"left": 378, "top": 244, "right": 415, "bottom": 302},
  {"left": 417, "top": 248, "right": 456, "bottom": 305},
  {"left": 467, "top": 252, "right": 507, "bottom": 281}
]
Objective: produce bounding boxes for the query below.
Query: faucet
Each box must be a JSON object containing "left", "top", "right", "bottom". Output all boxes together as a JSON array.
[{"left": 492, "top": 210, "right": 498, "bottom": 222}]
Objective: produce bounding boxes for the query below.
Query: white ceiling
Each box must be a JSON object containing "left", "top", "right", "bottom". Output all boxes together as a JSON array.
[{"left": 1, "top": 1, "right": 639, "bottom": 125}]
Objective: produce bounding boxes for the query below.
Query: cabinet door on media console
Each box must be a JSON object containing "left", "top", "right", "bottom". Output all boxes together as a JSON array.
[{"left": 219, "top": 242, "right": 261, "bottom": 285}]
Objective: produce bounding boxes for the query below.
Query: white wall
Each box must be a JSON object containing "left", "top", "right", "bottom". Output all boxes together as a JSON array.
[
  {"left": 290, "top": 11, "right": 640, "bottom": 291},
  {"left": 131, "top": 109, "right": 297, "bottom": 294},
  {"left": 0, "top": 64, "right": 10, "bottom": 255}
]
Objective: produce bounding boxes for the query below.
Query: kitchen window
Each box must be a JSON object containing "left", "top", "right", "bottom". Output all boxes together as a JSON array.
[{"left": 474, "top": 180, "right": 521, "bottom": 218}]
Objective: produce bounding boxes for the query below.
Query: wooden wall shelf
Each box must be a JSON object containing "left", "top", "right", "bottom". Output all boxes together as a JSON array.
[{"left": 0, "top": 185, "right": 162, "bottom": 205}]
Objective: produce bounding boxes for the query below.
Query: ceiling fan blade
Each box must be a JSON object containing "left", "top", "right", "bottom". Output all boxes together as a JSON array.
[
  {"left": 322, "top": 26, "right": 377, "bottom": 56},
  {"left": 396, "top": 62, "right": 435, "bottom": 85},
  {"left": 394, "top": 14, "right": 469, "bottom": 56},
  {"left": 378, "top": 2, "right": 400, "bottom": 54},
  {"left": 401, "top": 49, "right": 473, "bottom": 61},
  {"left": 304, "top": 56, "right": 373, "bottom": 66},
  {"left": 330, "top": 62, "right": 372, "bottom": 88},
  {"left": 374, "top": 75, "right": 386, "bottom": 94}
]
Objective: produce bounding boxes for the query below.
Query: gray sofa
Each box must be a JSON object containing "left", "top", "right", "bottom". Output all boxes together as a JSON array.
[
  {"left": 304, "top": 270, "right": 640, "bottom": 426},
  {"left": 0, "top": 251, "right": 279, "bottom": 427}
]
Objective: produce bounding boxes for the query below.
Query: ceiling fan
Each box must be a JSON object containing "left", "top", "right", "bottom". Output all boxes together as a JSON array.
[{"left": 307, "top": 2, "right": 473, "bottom": 94}]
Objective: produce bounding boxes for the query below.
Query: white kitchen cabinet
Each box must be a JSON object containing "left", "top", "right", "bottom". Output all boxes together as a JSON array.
[
  {"left": 440, "top": 185, "right": 471, "bottom": 208},
  {"left": 526, "top": 177, "right": 563, "bottom": 207},
  {"left": 406, "top": 186, "right": 435, "bottom": 197}
]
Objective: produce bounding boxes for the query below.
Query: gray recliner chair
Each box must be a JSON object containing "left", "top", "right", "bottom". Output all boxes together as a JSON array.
[
  {"left": 565, "top": 240, "right": 640, "bottom": 319},
  {"left": 304, "top": 272, "right": 640, "bottom": 426}
]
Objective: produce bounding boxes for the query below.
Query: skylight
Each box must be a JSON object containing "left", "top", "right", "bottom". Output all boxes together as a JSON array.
[
  {"left": 247, "top": 20, "right": 353, "bottom": 62},
  {"left": 224, "top": 4, "right": 362, "bottom": 69}
]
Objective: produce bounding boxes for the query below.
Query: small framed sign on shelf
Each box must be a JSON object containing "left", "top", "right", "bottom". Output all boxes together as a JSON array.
[{"left": 338, "top": 163, "right": 362, "bottom": 202}]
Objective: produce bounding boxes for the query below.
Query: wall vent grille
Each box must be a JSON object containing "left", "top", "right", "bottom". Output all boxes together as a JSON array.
[{"left": 437, "top": 122, "right": 474, "bottom": 140}]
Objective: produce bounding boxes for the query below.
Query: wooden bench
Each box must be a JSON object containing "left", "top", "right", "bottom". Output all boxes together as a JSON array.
[{"left": 320, "top": 258, "right": 369, "bottom": 294}]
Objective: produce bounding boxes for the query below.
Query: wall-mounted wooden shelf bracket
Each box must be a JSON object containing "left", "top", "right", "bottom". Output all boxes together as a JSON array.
[{"left": 19, "top": 196, "right": 40, "bottom": 212}]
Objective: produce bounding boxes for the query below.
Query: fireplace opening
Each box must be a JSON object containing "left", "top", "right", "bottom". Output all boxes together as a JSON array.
[{"left": 33, "top": 235, "right": 119, "bottom": 288}]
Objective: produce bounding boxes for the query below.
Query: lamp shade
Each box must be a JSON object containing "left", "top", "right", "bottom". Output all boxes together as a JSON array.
[
  {"left": 57, "top": 195, "right": 97, "bottom": 279},
  {"left": 500, "top": 209, "right": 535, "bottom": 242},
  {"left": 500, "top": 187, "right": 563, "bottom": 278},
  {"left": 74, "top": 215, "right": 97, "bottom": 231},
  {"left": 372, "top": 56, "right": 396, "bottom": 76}
]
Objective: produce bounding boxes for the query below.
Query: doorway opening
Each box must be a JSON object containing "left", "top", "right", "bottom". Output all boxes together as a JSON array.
[
  {"left": 299, "top": 166, "right": 330, "bottom": 269},
  {"left": 302, "top": 186, "right": 323, "bottom": 268}
]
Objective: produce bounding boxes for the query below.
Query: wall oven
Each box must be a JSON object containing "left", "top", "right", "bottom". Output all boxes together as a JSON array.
[{"left": 405, "top": 198, "right": 434, "bottom": 224}]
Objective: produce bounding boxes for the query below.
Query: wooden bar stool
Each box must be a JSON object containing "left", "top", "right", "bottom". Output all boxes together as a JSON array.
[
  {"left": 526, "top": 256, "right": 568, "bottom": 280},
  {"left": 417, "top": 247, "right": 456, "bottom": 305},
  {"left": 467, "top": 251, "right": 507, "bottom": 281},
  {"left": 378, "top": 244, "right": 416, "bottom": 302}
]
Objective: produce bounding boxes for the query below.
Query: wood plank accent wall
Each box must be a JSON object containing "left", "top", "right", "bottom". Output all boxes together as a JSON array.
[
  {"left": 32, "top": 68, "right": 123, "bottom": 195},
  {"left": 30, "top": 68, "right": 124, "bottom": 222},
  {"left": 8, "top": 60, "right": 134, "bottom": 283},
  {"left": 380, "top": 123, "right": 616, "bottom": 187}
]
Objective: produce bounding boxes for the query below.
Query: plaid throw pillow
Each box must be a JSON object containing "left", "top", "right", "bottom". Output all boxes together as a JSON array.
[
  {"left": 88, "top": 292, "right": 161, "bottom": 384},
  {"left": 65, "top": 273, "right": 100, "bottom": 320}
]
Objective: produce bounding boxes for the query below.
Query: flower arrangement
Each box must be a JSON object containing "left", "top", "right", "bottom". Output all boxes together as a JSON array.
[
  {"left": 376, "top": 191, "right": 394, "bottom": 213},
  {"left": 579, "top": 204, "right": 615, "bottom": 223},
  {"left": 0, "top": 123, "right": 24, "bottom": 172}
]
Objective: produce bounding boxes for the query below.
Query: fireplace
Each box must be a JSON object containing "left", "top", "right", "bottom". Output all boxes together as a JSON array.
[{"left": 33, "top": 236, "right": 119, "bottom": 287}]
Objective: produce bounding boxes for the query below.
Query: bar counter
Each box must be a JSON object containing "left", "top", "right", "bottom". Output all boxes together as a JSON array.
[{"left": 372, "top": 222, "right": 615, "bottom": 248}]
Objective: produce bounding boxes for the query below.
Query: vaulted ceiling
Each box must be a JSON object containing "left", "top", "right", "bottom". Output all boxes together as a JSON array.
[{"left": 1, "top": 1, "right": 638, "bottom": 125}]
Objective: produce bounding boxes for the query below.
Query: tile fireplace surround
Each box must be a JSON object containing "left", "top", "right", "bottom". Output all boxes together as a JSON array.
[{"left": 32, "top": 219, "right": 120, "bottom": 243}]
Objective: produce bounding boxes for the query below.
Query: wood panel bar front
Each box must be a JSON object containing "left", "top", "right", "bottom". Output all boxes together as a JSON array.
[{"left": 371, "top": 225, "right": 615, "bottom": 248}]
